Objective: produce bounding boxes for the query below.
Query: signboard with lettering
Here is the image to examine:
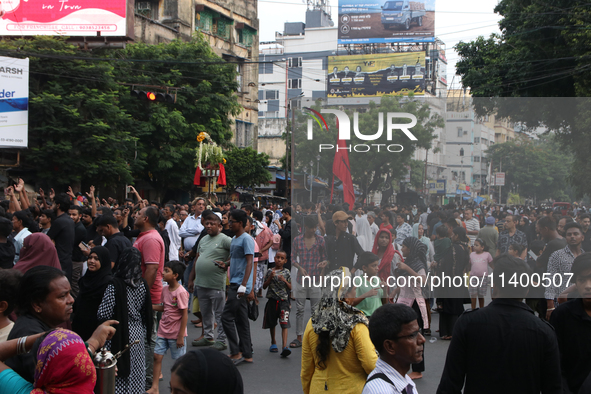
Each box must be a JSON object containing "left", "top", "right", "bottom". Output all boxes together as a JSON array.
[
  {"left": 0, "top": 0, "right": 127, "bottom": 36},
  {"left": 338, "top": 0, "right": 435, "bottom": 44},
  {"left": 429, "top": 179, "right": 445, "bottom": 194},
  {"left": 0, "top": 56, "right": 29, "bottom": 148},
  {"left": 495, "top": 172, "right": 505, "bottom": 186},
  {"left": 327, "top": 52, "right": 425, "bottom": 98}
]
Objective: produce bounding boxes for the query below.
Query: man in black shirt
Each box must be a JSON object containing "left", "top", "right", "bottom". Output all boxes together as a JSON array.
[
  {"left": 96, "top": 214, "right": 132, "bottom": 269},
  {"left": 276, "top": 207, "right": 298, "bottom": 270},
  {"left": 534, "top": 216, "right": 567, "bottom": 319},
  {"left": 579, "top": 213, "right": 591, "bottom": 252},
  {"left": 550, "top": 253, "right": 591, "bottom": 394},
  {"left": 68, "top": 205, "right": 87, "bottom": 298},
  {"left": 47, "top": 194, "right": 75, "bottom": 280},
  {"left": 325, "top": 211, "right": 364, "bottom": 272},
  {"left": 437, "top": 255, "right": 562, "bottom": 394}
]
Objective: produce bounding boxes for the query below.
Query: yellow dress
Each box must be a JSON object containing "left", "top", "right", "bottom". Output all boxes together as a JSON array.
[{"left": 300, "top": 319, "right": 378, "bottom": 393}]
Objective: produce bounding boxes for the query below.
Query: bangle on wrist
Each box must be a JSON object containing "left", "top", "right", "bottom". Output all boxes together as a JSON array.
[
  {"left": 16, "top": 336, "right": 28, "bottom": 355},
  {"left": 547, "top": 308, "right": 555, "bottom": 311}
]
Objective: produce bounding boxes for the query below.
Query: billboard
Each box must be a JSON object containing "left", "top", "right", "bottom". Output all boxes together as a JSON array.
[
  {"left": 0, "top": 56, "right": 28, "bottom": 148},
  {"left": 495, "top": 172, "right": 505, "bottom": 186},
  {"left": 338, "top": 0, "right": 435, "bottom": 44},
  {"left": 0, "top": 0, "right": 127, "bottom": 36},
  {"left": 327, "top": 52, "right": 426, "bottom": 98}
]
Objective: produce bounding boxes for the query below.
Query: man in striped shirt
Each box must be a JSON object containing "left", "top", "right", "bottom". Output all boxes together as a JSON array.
[
  {"left": 464, "top": 208, "right": 480, "bottom": 246},
  {"left": 363, "top": 304, "right": 425, "bottom": 394}
]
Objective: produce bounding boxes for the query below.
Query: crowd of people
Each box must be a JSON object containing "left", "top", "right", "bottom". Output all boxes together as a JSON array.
[{"left": 0, "top": 176, "right": 590, "bottom": 393}]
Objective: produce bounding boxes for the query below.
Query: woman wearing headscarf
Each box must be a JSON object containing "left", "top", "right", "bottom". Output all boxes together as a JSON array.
[
  {"left": 169, "top": 348, "right": 244, "bottom": 394},
  {"left": 435, "top": 227, "right": 470, "bottom": 340},
  {"left": 301, "top": 268, "right": 377, "bottom": 393},
  {"left": 72, "top": 246, "right": 112, "bottom": 341},
  {"left": 355, "top": 215, "right": 374, "bottom": 252},
  {"left": 396, "top": 236, "right": 429, "bottom": 379},
  {"left": 371, "top": 229, "right": 403, "bottom": 298},
  {"left": 12, "top": 233, "right": 61, "bottom": 274},
  {"left": 97, "top": 247, "right": 153, "bottom": 394},
  {"left": 0, "top": 328, "right": 103, "bottom": 394}
]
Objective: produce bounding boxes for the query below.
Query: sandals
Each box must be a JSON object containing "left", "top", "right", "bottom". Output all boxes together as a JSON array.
[
  {"left": 269, "top": 344, "right": 278, "bottom": 353},
  {"left": 280, "top": 347, "right": 291, "bottom": 358},
  {"left": 289, "top": 339, "right": 302, "bottom": 348}
]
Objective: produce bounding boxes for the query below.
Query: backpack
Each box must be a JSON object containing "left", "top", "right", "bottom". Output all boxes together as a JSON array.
[{"left": 271, "top": 234, "right": 281, "bottom": 250}]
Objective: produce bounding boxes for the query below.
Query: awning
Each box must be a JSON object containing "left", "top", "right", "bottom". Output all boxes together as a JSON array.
[
  {"left": 275, "top": 174, "right": 291, "bottom": 181},
  {"left": 456, "top": 189, "right": 470, "bottom": 195}
]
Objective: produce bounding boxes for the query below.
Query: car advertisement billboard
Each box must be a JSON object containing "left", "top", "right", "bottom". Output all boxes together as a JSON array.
[
  {"left": 327, "top": 52, "right": 426, "bottom": 98},
  {"left": 0, "top": 0, "right": 127, "bottom": 36},
  {"left": 338, "top": 0, "right": 435, "bottom": 44},
  {"left": 0, "top": 56, "right": 29, "bottom": 148}
]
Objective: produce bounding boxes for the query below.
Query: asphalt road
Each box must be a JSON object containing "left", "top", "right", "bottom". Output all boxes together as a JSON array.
[{"left": 158, "top": 294, "right": 452, "bottom": 394}]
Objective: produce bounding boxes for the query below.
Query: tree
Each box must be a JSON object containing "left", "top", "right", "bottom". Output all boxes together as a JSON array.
[
  {"left": 293, "top": 96, "right": 443, "bottom": 204},
  {"left": 0, "top": 37, "right": 136, "bottom": 189},
  {"left": 111, "top": 38, "right": 242, "bottom": 191},
  {"left": 224, "top": 147, "right": 272, "bottom": 193},
  {"left": 486, "top": 136, "right": 573, "bottom": 202},
  {"left": 454, "top": 0, "right": 591, "bottom": 197}
]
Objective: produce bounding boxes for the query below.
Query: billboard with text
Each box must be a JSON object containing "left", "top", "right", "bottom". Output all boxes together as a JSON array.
[
  {"left": 327, "top": 52, "right": 425, "bottom": 98},
  {"left": 0, "top": 56, "right": 28, "bottom": 148},
  {"left": 0, "top": 0, "right": 127, "bottom": 36},
  {"left": 338, "top": 0, "right": 435, "bottom": 44}
]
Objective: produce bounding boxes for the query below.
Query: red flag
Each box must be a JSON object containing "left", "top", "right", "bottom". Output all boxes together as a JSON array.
[
  {"left": 218, "top": 163, "right": 227, "bottom": 186},
  {"left": 331, "top": 119, "right": 355, "bottom": 207},
  {"left": 193, "top": 167, "right": 203, "bottom": 186}
]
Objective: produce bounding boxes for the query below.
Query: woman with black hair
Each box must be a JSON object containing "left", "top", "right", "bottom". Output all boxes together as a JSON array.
[
  {"left": 6, "top": 265, "right": 115, "bottom": 383},
  {"left": 169, "top": 348, "right": 244, "bottom": 394},
  {"left": 301, "top": 268, "right": 377, "bottom": 393}
]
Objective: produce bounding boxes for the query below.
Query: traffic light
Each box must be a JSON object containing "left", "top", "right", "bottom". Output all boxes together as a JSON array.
[{"left": 130, "top": 88, "right": 175, "bottom": 103}]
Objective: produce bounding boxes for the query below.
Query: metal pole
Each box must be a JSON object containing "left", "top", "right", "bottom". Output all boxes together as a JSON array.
[{"left": 499, "top": 157, "right": 502, "bottom": 205}]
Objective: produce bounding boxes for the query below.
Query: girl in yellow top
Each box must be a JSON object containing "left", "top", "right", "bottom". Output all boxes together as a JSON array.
[{"left": 301, "top": 268, "right": 378, "bottom": 393}]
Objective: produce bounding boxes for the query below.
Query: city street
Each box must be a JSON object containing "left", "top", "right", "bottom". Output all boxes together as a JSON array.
[{"left": 160, "top": 291, "right": 452, "bottom": 394}]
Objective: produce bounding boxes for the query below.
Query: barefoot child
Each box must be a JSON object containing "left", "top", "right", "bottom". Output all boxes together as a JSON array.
[
  {"left": 262, "top": 250, "right": 292, "bottom": 357},
  {"left": 148, "top": 261, "right": 189, "bottom": 394},
  {"left": 468, "top": 238, "right": 493, "bottom": 309}
]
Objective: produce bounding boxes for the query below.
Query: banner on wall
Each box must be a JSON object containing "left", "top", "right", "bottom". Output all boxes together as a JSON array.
[
  {"left": 327, "top": 52, "right": 426, "bottom": 98},
  {"left": 0, "top": 56, "right": 29, "bottom": 148},
  {"left": 338, "top": 0, "right": 435, "bottom": 44},
  {"left": 0, "top": 0, "right": 127, "bottom": 36}
]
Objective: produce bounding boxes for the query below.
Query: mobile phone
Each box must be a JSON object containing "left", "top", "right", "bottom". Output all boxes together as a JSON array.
[
  {"left": 79, "top": 241, "right": 90, "bottom": 251},
  {"left": 528, "top": 250, "right": 538, "bottom": 261}
]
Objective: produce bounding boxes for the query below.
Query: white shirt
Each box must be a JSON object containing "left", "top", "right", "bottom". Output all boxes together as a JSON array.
[
  {"left": 13, "top": 227, "right": 32, "bottom": 264},
  {"left": 362, "top": 358, "right": 418, "bottom": 394},
  {"left": 179, "top": 214, "right": 203, "bottom": 250},
  {"left": 165, "top": 218, "right": 181, "bottom": 261}
]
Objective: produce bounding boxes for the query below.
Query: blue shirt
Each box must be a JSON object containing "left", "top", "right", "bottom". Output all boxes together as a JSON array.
[
  {"left": 0, "top": 369, "right": 33, "bottom": 394},
  {"left": 229, "top": 233, "right": 255, "bottom": 294}
]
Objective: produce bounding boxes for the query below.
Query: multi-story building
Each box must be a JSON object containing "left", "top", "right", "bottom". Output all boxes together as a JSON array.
[
  {"left": 133, "top": 0, "right": 259, "bottom": 148},
  {"left": 444, "top": 90, "right": 495, "bottom": 197}
]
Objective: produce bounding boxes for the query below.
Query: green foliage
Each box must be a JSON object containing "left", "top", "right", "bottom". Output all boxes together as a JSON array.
[
  {"left": 0, "top": 36, "right": 241, "bottom": 192},
  {"left": 0, "top": 37, "right": 136, "bottom": 188},
  {"left": 454, "top": 0, "right": 591, "bottom": 197},
  {"left": 111, "top": 37, "right": 241, "bottom": 190},
  {"left": 409, "top": 159, "right": 425, "bottom": 191},
  {"left": 293, "top": 96, "right": 443, "bottom": 202},
  {"left": 486, "top": 136, "right": 572, "bottom": 201},
  {"left": 224, "top": 147, "right": 271, "bottom": 193}
]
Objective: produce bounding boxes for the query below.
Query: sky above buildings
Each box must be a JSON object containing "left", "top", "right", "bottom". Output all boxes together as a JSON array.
[{"left": 258, "top": 0, "right": 502, "bottom": 86}]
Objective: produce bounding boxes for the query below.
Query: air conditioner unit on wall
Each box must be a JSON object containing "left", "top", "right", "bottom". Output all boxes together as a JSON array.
[{"left": 137, "top": 2, "right": 151, "bottom": 10}]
